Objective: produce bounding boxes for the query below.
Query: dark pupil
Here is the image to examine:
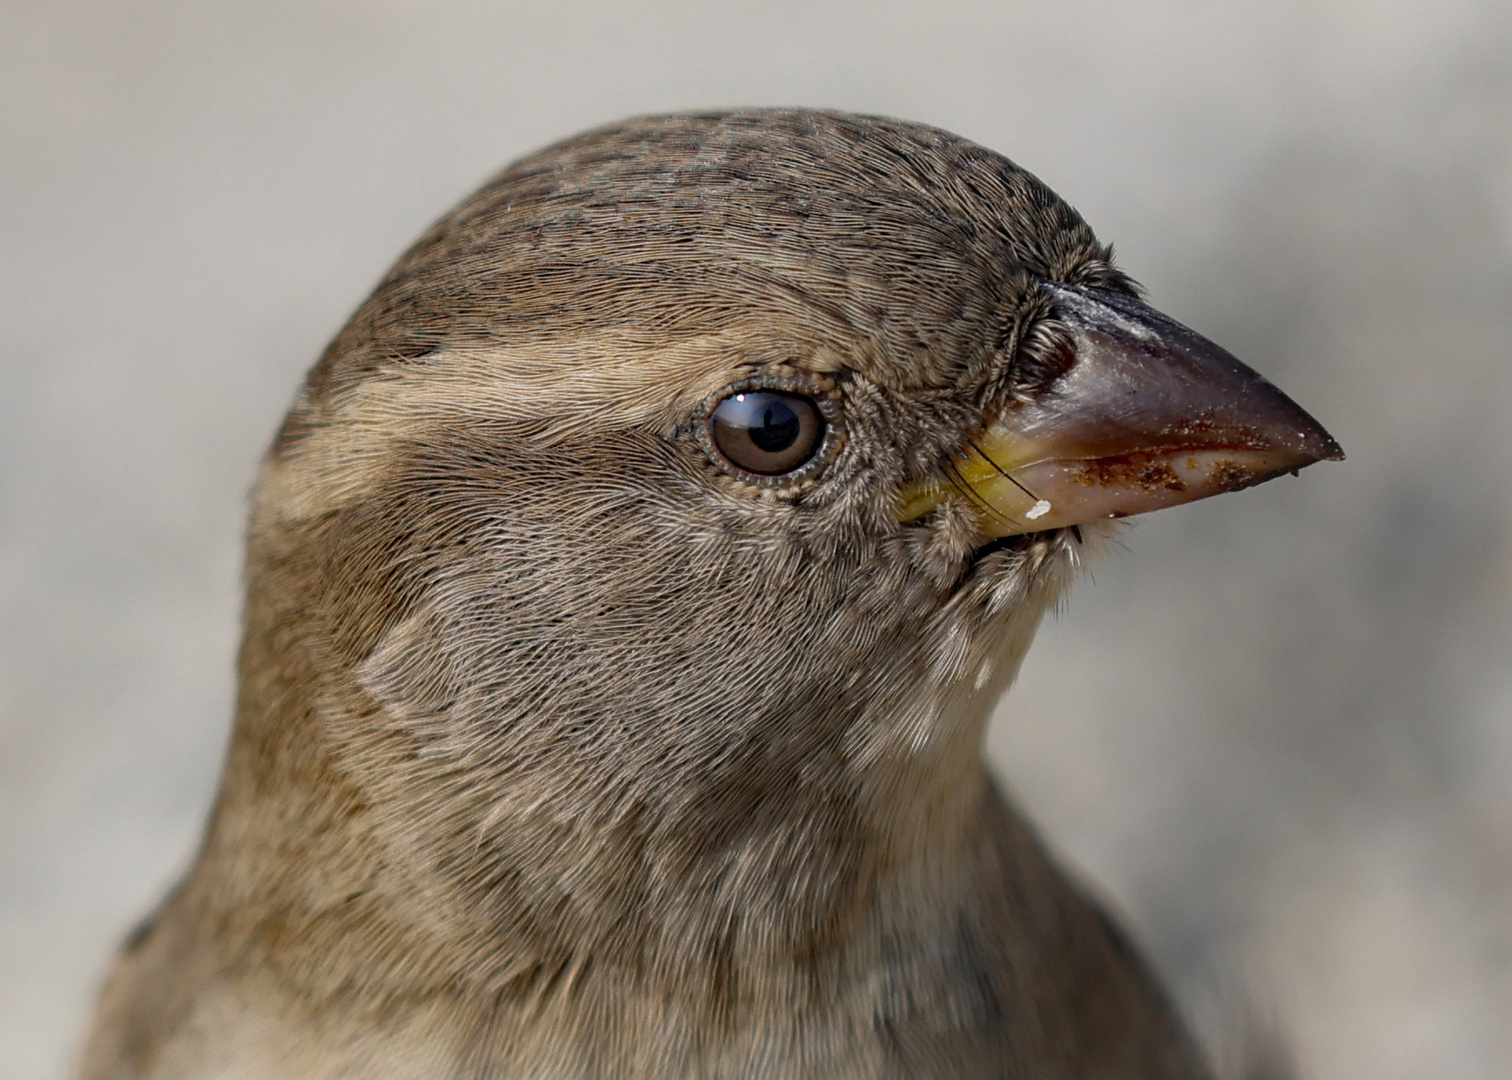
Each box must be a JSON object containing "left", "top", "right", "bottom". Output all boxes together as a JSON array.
[{"left": 749, "top": 401, "right": 800, "bottom": 452}]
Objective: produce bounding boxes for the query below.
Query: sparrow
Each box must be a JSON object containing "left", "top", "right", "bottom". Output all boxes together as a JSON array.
[{"left": 77, "top": 109, "right": 1341, "bottom": 1080}]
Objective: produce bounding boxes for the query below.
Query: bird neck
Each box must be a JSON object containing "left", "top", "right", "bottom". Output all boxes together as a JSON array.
[
  {"left": 188, "top": 630, "right": 1013, "bottom": 1021},
  {"left": 174, "top": 535, "right": 1050, "bottom": 1045}
]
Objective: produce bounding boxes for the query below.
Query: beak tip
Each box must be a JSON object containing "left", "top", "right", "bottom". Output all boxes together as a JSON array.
[{"left": 1296, "top": 423, "right": 1345, "bottom": 466}]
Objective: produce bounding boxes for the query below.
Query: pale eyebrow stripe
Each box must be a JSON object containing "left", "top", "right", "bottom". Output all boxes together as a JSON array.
[{"left": 256, "top": 328, "right": 853, "bottom": 526}]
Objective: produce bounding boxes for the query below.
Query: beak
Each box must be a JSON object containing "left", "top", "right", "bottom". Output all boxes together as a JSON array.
[{"left": 897, "top": 284, "right": 1344, "bottom": 536}]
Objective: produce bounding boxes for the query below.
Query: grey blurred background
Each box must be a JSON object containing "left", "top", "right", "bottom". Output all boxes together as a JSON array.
[{"left": 3, "top": 0, "right": 1509, "bottom": 1077}]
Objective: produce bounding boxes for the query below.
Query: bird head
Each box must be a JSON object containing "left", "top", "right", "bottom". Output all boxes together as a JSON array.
[{"left": 237, "top": 110, "right": 1339, "bottom": 974}]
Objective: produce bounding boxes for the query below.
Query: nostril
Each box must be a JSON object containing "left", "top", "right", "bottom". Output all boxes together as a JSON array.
[{"left": 1010, "top": 315, "right": 1077, "bottom": 398}]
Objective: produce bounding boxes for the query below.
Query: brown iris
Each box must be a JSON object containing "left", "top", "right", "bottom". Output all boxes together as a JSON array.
[{"left": 708, "top": 391, "right": 825, "bottom": 476}]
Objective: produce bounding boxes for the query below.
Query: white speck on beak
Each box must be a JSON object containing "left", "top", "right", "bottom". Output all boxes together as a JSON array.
[{"left": 1025, "top": 499, "right": 1052, "bottom": 520}]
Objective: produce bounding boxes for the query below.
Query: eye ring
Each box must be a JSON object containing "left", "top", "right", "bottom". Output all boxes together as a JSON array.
[{"left": 696, "top": 375, "right": 844, "bottom": 488}]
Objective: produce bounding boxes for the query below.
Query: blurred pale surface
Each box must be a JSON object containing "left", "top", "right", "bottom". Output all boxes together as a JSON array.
[{"left": 2, "top": 1, "right": 1509, "bottom": 1077}]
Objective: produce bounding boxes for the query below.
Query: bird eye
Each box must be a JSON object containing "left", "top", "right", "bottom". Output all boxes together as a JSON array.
[{"left": 707, "top": 390, "right": 826, "bottom": 476}]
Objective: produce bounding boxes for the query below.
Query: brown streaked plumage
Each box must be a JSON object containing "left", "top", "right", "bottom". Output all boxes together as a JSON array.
[{"left": 77, "top": 109, "right": 1340, "bottom": 1080}]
